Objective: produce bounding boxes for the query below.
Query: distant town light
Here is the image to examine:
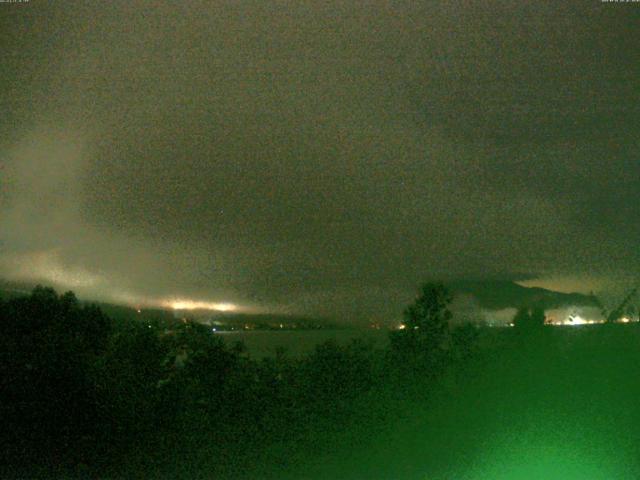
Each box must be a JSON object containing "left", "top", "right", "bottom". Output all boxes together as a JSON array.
[
  {"left": 570, "top": 315, "right": 587, "bottom": 325},
  {"left": 164, "top": 299, "right": 238, "bottom": 312}
]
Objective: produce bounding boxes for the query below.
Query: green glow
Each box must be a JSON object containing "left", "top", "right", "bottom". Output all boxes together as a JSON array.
[
  {"left": 466, "top": 430, "right": 626, "bottom": 480},
  {"left": 472, "top": 448, "right": 609, "bottom": 479}
]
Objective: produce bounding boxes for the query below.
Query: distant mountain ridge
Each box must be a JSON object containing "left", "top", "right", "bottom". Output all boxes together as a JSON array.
[
  {"left": 0, "top": 282, "right": 341, "bottom": 330},
  {"left": 448, "top": 280, "right": 599, "bottom": 310},
  {"left": 1, "top": 278, "right": 600, "bottom": 325}
]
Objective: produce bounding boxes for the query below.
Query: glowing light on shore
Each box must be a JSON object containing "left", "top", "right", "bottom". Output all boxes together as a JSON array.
[
  {"left": 569, "top": 315, "right": 587, "bottom": 325},
  {"left": 546, "top": 314, "right": 605, "bottom": 326},
  {"left": 164, "top": 299, "right": 238, "bottom": 312}
]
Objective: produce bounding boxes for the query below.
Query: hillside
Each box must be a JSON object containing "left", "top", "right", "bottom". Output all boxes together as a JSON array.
[{"left": 449, "top": 279, "right": 599, "bottom": 310}]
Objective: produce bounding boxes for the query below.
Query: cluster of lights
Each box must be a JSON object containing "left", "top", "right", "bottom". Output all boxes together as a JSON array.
[
  {"left": 163, "top": 299, "right": 237, "bottom": 312},
  {"left": 394, "top": 316, "right": 638, "bottom": 330},
  {"left": 556, "top": 315, "right": 596, "bottom": 326},
  {"left": 549, "top": 315, "right": 637, "bottom": 326}
]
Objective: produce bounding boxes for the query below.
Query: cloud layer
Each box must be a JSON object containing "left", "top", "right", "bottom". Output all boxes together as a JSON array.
[{"left": 1, "top": 1, "right": 639, "bottom": 321}]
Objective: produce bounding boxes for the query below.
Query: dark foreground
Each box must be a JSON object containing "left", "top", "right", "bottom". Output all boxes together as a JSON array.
[{"left": 2, "top": 288, "right": 640, "bottom": 479}]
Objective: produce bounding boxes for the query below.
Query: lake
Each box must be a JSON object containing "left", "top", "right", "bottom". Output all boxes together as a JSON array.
[{"left": 214, "top": 328, "right": 390, "bottom": 358}]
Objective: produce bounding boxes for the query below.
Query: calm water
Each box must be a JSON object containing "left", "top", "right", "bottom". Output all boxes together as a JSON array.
[{"left": 214, "top": 328, "right": 390, "bottom": 358}]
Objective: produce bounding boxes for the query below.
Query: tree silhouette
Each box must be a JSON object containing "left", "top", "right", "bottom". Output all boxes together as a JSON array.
[
  {"left": 390, "top": 282, "right": 453, "bottom": 375},
  {"left": 530, "top": 306, "right": 546, "bottom": 326},
  {"left": 0, "top": 286, "right": 113, "bottom": 470},
  {"left": 513, "top": 306, "right": 545, "bottom": 330},
  {"left": 512, "top": 307, "right": 530, "bottom": 328},
  {"left": 403, "top": 282, "right": 452, "bottom": 341}
]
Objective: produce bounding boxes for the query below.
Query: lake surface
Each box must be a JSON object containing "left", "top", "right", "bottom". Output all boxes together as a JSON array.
[{"left": 214, "top": 328, "right": 390, "bottom": 358}]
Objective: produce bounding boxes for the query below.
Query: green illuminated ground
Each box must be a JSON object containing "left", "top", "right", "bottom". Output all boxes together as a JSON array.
[
  {"left": 5, "top": 290, "right": 640, "bottom": 479},
  {"left": 274, "top": 326, "right": 640, "bottom": 480}
]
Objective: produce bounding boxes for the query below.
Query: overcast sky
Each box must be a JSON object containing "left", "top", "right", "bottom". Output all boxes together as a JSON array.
[{"left": 1, "top": 1, "right": 639, "bottom": 321}]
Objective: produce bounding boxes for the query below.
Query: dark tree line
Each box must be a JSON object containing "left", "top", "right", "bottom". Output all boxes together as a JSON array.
[
  {"left": 512, "top": 305, "right": 546, "bottom": 330},
  {"left": 0, "top": 283, "right": 477, "bottom": 479}
]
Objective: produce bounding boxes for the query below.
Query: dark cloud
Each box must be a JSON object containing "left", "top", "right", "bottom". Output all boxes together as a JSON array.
[{"left": 1, "top": 1, "right": 639, "bottom": 321}]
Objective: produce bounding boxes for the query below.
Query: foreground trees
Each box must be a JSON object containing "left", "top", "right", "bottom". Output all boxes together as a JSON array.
[
  {"left": 0, "top": 283, "right": 477, "bottom": 478},
  {"left": 513, "top": 306, "right": 546, "bottom": 330},
  {"left": 0, "top": 287, "right": 111, "bottom": 471},
  {"left": 389, "top": 283, "right": 455, "bottom": 376}
]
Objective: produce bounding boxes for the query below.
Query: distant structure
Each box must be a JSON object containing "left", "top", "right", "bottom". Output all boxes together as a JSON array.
[{"left": 604, "top": 286, "right": 638, "bottom": 323}]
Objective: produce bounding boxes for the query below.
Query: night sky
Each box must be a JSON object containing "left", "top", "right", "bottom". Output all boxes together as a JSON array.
[{"left": 1, "top": 1, "right": 639, "bottom": 321}]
